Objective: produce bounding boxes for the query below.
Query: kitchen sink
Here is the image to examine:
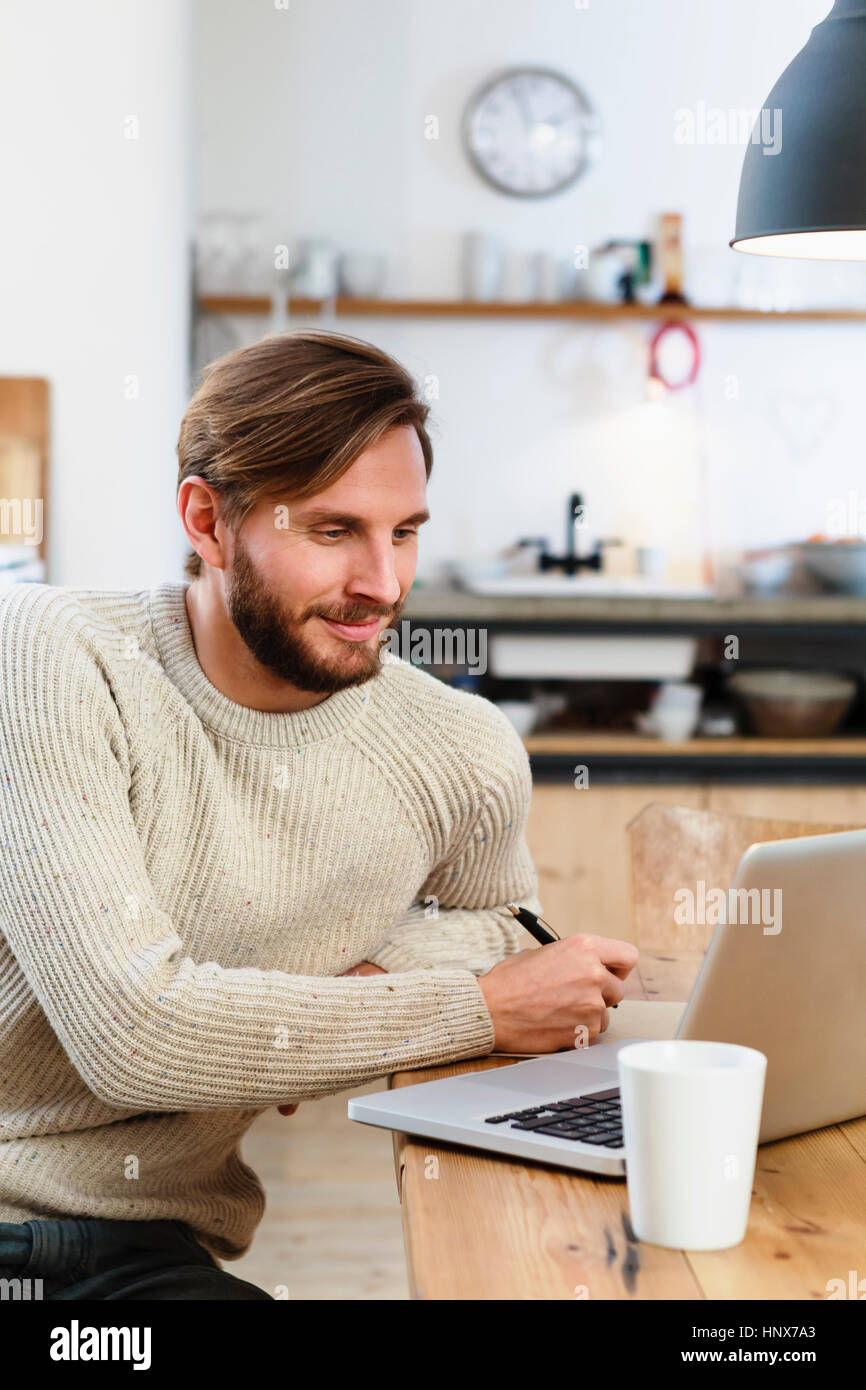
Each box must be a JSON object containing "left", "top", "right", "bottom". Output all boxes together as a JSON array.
[{"left": 450, "top": 568, "right": 708, "bottom": 679}]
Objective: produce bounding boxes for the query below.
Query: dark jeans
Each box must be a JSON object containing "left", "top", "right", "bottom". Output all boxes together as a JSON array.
[{"left": 0, "top": 1218, "right": 273, "bottom": 1301}]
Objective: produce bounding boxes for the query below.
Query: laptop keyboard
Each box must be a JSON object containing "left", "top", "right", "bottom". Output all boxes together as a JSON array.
[{"left": 483, "top": 1086, "right": 624, "bottom": 1148}]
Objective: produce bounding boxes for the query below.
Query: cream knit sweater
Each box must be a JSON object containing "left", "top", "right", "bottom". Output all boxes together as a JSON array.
[{"left": 0, "top": 580, "right": 541, "bottom": 1260}]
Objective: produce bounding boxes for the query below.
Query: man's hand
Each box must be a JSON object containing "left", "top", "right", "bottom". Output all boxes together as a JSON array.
[
  {"left": 277, "top": 961, "right": 388, "bottom": 1115},
  {"left": 477, "top": 935, "right": 639, "bottom": 1054}
]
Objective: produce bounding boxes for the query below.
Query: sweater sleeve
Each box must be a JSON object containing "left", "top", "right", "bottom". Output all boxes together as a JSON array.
[
  {"left": 0, "top": 593, "right": 495, "bottom": 1110},
  {"left": 366, "top": 702, "right": 545, "bottom": 974}
]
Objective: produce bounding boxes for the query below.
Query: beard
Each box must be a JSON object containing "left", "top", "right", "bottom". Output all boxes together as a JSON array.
[{"left": 225, "top": 537, "right": 403, "bottom": 695}]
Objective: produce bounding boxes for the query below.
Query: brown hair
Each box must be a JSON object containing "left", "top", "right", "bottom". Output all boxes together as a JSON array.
[{"left": 176, "top": 329, "right": 434, "bottom": 580}]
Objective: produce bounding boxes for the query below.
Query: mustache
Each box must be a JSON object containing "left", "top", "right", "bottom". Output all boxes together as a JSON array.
[{"left": 314, "top": 606, "right": 399, "bottom": 624}]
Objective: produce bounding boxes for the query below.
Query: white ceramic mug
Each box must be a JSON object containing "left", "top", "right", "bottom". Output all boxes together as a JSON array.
[
  {"left": 653, "top": 681, "right": 703, "bottom": 713},
  {"left": 637, "top": 545, "right": 668, "bottom": 579},
  {"left": 463, "top": 232, "right": 503, "bottom": 301},
  {"left": 637, "top": 681, "right": 703, "bottom": 740},
  {"left": 292, "top": 239, "right": 339, "bottom": 297},
  {"left": 617, "top": 1039, "right": 767, "bottom": 1250}
]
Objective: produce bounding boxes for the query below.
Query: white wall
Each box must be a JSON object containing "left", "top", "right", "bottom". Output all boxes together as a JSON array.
[
  {"left": 0, "top": 0, "right": 192, "bottom": 587},
  {"left": 193, "top": 0, "right": 866, "bottom": 584}
]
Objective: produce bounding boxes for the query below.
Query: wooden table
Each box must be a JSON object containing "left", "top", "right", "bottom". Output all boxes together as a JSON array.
[{"left": 389, "top": 949, "right": 866, "bottom": 1300}]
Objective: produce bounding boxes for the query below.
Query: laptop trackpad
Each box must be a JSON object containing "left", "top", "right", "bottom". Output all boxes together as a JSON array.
[{"left": 460, "top": 1059, "right": 618, "bottom": 1096}]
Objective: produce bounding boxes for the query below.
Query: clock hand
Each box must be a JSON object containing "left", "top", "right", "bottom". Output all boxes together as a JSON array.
[
  {"left": 539, "top": 110, "right": 584, "bottom": 129},
  {"left": 514, "top": 84, "right": 536, "bottom": 130}
]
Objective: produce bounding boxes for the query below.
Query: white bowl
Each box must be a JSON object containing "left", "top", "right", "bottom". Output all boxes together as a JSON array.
[
  {"left": 797, "top": 542, "right": 866, "bottom": 595},
  {"left": 736, "top": 552, "right": 793, "bottom": 594}
]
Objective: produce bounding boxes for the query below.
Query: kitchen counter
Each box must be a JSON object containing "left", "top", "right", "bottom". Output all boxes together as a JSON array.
[{"left": 403, "top": 584, "right": 866, "bottom": 632}]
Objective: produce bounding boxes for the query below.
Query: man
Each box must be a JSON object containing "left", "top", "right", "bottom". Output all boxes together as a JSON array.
[{"left": 0, "top": 329, "right": 637, "bottom": 1299}]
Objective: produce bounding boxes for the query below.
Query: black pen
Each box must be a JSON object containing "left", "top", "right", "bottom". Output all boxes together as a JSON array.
[{"left": 505, "top": 902, "right": 619, "bottom": 1007}]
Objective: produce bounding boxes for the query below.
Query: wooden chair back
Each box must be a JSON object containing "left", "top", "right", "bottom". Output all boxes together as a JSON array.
[{"left": 627, "top": 802, "right": 860, "bottom": 950}]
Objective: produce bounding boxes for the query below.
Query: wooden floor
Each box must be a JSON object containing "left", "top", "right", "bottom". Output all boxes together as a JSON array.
[{"left": 226, "top": 1080, "right": 409, "bottom": 1300}]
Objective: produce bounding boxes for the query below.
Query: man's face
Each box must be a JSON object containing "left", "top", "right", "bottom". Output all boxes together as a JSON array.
[{"left": 224, "top": 424, "right": 428, "bottom": 694}]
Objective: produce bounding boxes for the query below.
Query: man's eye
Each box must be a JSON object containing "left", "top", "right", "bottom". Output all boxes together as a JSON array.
[{"left": 315, "top": 527, "right": 417, "bottom": 541}]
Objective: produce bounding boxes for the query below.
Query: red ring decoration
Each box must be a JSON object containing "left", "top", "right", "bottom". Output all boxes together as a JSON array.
[{"left": 648, "top": 320, "right": 701, "bottom": 390}]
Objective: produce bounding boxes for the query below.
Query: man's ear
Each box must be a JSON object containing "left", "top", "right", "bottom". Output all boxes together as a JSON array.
[{"left": 178, "top": 476, "right": 228, "bottom": 572}]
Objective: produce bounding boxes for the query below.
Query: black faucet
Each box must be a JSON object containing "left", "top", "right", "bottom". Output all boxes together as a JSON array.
[{"left": 538, "top": 493, "right": 603, "bottom": 575}]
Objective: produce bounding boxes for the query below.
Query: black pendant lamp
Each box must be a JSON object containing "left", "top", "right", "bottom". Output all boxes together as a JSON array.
[{"left": 732, "top": 0, "right": 866, "bottom": 258}]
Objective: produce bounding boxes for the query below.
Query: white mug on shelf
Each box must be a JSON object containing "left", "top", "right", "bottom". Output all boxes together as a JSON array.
[
  {"left": 291, "top": 239, "right": 339, "bottom": 298},
  {"left": 533, "top": 252, "right": 565, "bottom": 302},
  {"left": 462, "top": 232, "right": 503, "bottom": 301},
  {"left": 500, "top": 248, "right": 536, "bottom": 302},
  {"left": 653, "top": 681, "right": 703, "bottom": 713},
  {"left": 636, "top": 681, "right": 703, "bottom": 739},
  {"left": 637, "top": 545, "right": 668, "bottom": 580}
]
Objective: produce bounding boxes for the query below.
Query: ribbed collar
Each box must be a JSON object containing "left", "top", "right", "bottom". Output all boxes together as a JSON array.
[{"left": 147, "top": 581, "right": 374, "bottom": 747}]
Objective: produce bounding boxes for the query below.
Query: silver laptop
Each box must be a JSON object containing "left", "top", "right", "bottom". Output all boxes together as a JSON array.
[{"left": 348, "top": 828, "right": 866, "bottom": 1176}]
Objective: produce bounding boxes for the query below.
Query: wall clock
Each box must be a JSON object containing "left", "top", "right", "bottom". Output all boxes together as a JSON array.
[{"left": 463, "top": 66, "right": 600, "bottom": 198}]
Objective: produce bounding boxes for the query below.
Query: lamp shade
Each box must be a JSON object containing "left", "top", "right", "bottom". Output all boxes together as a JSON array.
[{"left": 732, "top": 0, "right": 866, "bottom": 258}]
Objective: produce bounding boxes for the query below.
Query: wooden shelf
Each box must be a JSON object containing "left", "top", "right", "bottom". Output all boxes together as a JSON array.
[
  {"left": 198, "top": 295, "right": 866, "bottom": 323},
  {"left": 523, "top": 731, "right": 866, "bottom": 757}
]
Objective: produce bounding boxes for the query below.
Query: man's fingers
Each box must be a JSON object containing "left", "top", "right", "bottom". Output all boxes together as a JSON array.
[
  {"left": 602, "top": 971, "right": 626, "bottom": 1007},
  {"left": 595, "top": 937, "right": 640, "bottom": 975}
]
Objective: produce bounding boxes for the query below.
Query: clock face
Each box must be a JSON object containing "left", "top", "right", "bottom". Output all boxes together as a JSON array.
[{"left": 463, "top": 67, "right": 599, "bottom": 198}]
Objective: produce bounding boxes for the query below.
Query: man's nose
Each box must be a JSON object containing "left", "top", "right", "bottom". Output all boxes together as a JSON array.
[{"left": 347, "top": 545, "right": 402, "bottom": 608}]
